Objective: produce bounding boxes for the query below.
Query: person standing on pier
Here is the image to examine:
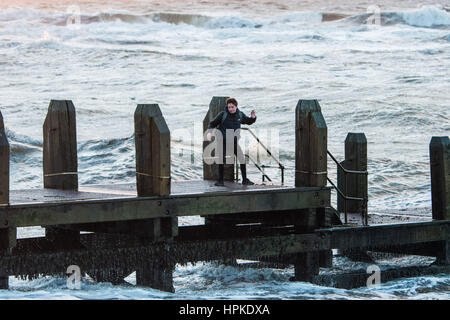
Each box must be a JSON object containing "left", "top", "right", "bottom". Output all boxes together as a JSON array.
[{"left": 207, "top": 97, "right": 257, "bottom": 186}]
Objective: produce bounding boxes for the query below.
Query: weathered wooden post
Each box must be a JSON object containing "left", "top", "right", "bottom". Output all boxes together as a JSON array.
[
  {"left": 203, "top": 96, "right": 234, "bottom": 182},
  {"left": 134, "top": 104, "right": 175, "bottom": 292},
  {"left": 43, "top": 100, "right": 78, "bottom": 190},
  {"left": 337, "top": 133, "right": 368, "bottom": 217},
  {"left": 430, "top": 136, "right": 450, "bottom": 265},
  {"left": 293, "top": 99, "right": 330, "bottom": 279},
  {"left": 295, "top": 100, "right": 327, "bottom": 187},
  {"left": 43, "top": 100, "right": 80, "bottom": 247},
  {"left": 336, "top": 134, "right": 370, "bottom": 261},
  {"left": 0, "top": 111, "right": 8, "bottom": 205},
  {"left": 0, "top": 110, "right": 15, "bottom": 289},
  {"left": 135, "top": 104, "right": 171, "bottom": 197}
]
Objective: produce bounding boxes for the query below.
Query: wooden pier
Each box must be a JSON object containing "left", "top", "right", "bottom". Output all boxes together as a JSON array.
[{"left": 0, "top": 97, "right": 448, "bottom": 292}]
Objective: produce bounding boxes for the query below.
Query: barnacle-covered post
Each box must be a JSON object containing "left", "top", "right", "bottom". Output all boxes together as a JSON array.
[
  {"left": 0, "top": 110, "right": 15, "bottom": 289},
  {"left": 430, "top": 136, "right": 450, "bottom": 264},
  {"left": 43, "top": 100, "right": 80, "bottom": 247},
  {"left": 134, "top": 103, "right": 175, "bottom": 292},
  {"left": 294, "top": 99, "right": 330, "bottom": 280}
]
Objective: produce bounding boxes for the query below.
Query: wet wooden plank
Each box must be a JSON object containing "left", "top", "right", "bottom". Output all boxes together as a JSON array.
[
  {"left": 9, "top": 180, "right": 291, "bottom": 205},
  {"left": 319, "top": 220, "right": 450, "bottom": 250},
  {"left": 9, "top": 188, "right": 133, "bottom": 205},
  {"left": 1, "top": 184, "right": 330, "bottom": 228}
]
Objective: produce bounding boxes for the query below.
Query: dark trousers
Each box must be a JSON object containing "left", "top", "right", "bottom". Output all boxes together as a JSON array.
[{"left": 217, "top": 139, "right": 247, "bottom": 182}]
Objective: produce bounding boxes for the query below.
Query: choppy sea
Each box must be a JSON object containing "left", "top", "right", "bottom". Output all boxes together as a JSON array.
[{"left": 0, "top": 0, "right": 449, "bottom": 299}]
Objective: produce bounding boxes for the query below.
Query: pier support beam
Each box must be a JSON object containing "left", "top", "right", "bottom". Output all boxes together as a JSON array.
[
  {"left": 134, "top": 104, "right": 176, "bottom": 291},
  {"left": 0, "top": 228, "right": 17, "bottom": 253},
  {"left": 203, "top": 96, "right": 234, "bottom": 182},
  {"left": 317, "top": 207, "right": 333, "bottom": 268},
  {"left": 136, "top": 262, "right": 175, "bottom": 293},
  {"left": 0, "top": 226, "right": 17, "bottom": 290},
  {"left": 430, "top": 136, "right": 450, "bottom": 265},
  {"left": 0, "top": 277, "right": 7, "bottom": 290},
  {"left": 337, "top": 133, "right": 368, "bottom": 215},
  {"left": 293, "top": 251, "right": 320, "bottom": 282},
  {"left": 436, "top": 241, "right": 450, "bottom": 265},
  {"left": 43, "top": 100, "right": 79, "bottom": 248},
  {"left": 292, "top": 99, "right": 329, "bottom": 280}
]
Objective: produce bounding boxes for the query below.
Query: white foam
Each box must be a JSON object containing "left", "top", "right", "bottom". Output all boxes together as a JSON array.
[{"left": 400, "top": 6, "right": 450, "bottom": 27}]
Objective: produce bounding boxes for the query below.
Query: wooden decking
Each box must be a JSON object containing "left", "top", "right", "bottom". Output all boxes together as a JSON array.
[
  {"left": 9, "top": 180, "right": 291, "bottom": 204},
  {"left": 1, "top": 181, "right": 331, "bottom": 228}
]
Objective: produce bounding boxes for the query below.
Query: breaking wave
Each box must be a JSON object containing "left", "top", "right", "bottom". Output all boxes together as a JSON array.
[
  {"left": 343, "top": 6, "right": 450, "bottom": 28},
  {"left": 4, "top": 128, "right": 42, "bottom": 157},
  {"left": 1, "top": 6, "right": 449, "bottom": 29}
]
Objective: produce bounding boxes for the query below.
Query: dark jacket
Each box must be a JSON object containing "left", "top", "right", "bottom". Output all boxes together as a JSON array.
[{"left": 208, "top": 108, "right": 256, "bottom": 141}]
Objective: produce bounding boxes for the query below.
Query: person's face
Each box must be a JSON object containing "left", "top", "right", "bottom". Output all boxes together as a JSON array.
[{"left": 227, "top": 103, "right": 237, "bottom": 114}]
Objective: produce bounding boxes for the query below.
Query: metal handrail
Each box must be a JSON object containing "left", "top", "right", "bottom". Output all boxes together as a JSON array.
[
  {"left": 327, "top": 150, "right": 368, "bottom": 226},
  {"left": 245, "top": 154, "right": 272, "bottom": 182},
  {"left": 327, "top": 151, "right": 368, "bottom": 176},
  {"left": 240, "top": 127, "right": 285, "bottom": 184}
]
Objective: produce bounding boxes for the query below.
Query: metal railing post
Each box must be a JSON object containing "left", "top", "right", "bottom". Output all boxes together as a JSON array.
[{"left": 241, "top": 128, "right": 284, "bottom": 185}]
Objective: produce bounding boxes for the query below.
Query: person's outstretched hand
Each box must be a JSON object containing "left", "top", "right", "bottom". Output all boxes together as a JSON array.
[{"left": 251, "top": 110, "right": 256, "bottom": 118}]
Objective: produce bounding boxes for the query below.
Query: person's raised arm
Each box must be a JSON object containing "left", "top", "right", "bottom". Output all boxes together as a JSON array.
[{"left": 241, "top": 109, "right": 256, "bottom": 125}]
